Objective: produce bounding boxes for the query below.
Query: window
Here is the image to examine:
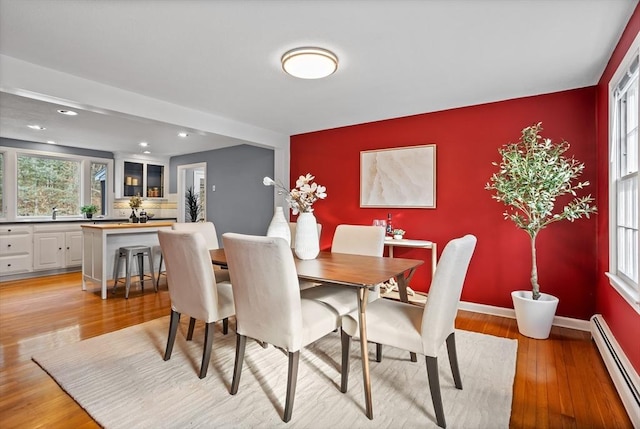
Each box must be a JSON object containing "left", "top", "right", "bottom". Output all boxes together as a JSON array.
[
  {"left": 17, "top": 154, "right": 81, "bottom": 217},
  {"left": 91, "top": 162, "right": 108, "bottom": 215},
  {"left": 608, "top": 42, "right": 640, "bottom": 311},
  {"left": 0, "top": 147, "right": 112, "bottom": 220}
]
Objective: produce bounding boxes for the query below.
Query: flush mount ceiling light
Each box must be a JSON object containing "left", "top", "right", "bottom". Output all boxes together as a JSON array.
[
  {"left": 28, "top": 124, "right": 46, "bottom": 130},
  {"left": 46, "top": 140, "right": 56, "bottom": 144},
  {"left": 281, "top": 47, "right": 338, "bottom": 79},
  {"left": 57, "top": 109, "right": 78, "bottom": 116},
  {"left": 177, "top": 132, "right": 189, "bottom": 138},
  {"left": 139, "top": 141, "right": 148, "bottom": 147}
]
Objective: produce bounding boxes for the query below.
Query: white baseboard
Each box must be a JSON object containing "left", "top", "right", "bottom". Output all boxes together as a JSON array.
[
  {"left": 458, "top": 300, "right": 591, "bottom": 331},
  {"left": 590, "top": 315, "right": 640, "bottom": 426}
]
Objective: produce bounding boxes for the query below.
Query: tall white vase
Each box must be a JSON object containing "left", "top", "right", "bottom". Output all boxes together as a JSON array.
[
  {"left": 266, "top": 206, "right": 291, "bottom": 246},
  {"left": 294, "top": 212, "right": 319, "bottom": 260}
]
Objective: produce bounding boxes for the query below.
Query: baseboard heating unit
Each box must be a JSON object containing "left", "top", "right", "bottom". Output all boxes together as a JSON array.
[{"left": 590, "top": 314, "right": 640, "bottom": 426}]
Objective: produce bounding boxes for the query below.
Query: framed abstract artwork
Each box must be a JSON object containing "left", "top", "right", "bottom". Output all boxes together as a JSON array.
[{"left": 360, "top": 144, "right": 436, "bottom": 208}]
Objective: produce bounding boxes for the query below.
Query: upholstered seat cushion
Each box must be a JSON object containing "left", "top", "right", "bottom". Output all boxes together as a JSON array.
[
  {"left": 300, "top": 283, "right": 380, "bottom": 315},
  {"left": 342, "top": 298, "right": 424, "bottom": 355},
  {"left": 300, "top": 299, "right": 340, "bottom": 347},
  {"left": 214, "top": 281, "right": 235, "bottom": 322}
]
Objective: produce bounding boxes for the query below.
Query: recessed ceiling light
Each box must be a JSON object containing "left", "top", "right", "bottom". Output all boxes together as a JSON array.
[
  {"left": 139, "top": 142, "right": 149, "bottom": 147},
  {"left": 178, "top": 132, "right": 189, "bottom": 138},
  {"left": 57, "top": 109, "right": 78, "bottom": 116},
  {"left": 46, "top": 140, "right": 56, "bottom": 144},
  {"left": 281, "top": 47, "right": 338, "bottom": 79},
  {"left": 28, "top": 124, "right": 46, "bottom": 130},
  {"left": 143, "top": 150, "right": 151, "bottom": 154}
]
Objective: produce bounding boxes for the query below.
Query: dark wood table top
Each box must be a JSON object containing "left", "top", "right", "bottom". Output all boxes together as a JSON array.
[{"left": 210, "top": 248, "right": 424, "bottom": 288}]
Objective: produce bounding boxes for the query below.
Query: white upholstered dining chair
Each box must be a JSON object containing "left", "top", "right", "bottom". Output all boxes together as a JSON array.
[
  {"left": 340, "top": 234, "right": 477, "bottom": 428},
  {"left": 158, "top": 230, "right": 235, "bottom": 379},
  {"left": 171, "top": 222, "right": 230, "bottom": 282},
  {"left": 222, "top": 233, "right": 344, "bottom": 423},
  {"left": 300, "top": 224, "right": 386, "bottom": 311}
]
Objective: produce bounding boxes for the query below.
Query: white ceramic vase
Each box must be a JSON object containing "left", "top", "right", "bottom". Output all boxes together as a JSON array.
[
  {"left": 294, "top": 211, "right": 320, "bottom": 260},
  {"left": 511, "top": 290, "right": 559, "bottom": 339},
  {"left": 266, "top": 206, "right": 291, "bottom": 246}
]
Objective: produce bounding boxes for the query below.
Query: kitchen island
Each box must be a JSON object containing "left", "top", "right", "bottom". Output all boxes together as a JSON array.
[{"left": 81, "top": 222, "right": 174, "bottom": 299}]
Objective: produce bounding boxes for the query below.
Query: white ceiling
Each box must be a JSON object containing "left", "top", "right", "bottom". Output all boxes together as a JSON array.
[{"left": 0, "top": 0, "right": 637, "bottom": 157}]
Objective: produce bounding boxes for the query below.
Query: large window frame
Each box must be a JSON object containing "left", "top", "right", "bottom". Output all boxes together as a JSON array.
[
  {"left": 0, "top": 146, "right": 113, "bottom": 222},
  {"left": 607, "top": 33, "right": 640, "bottom": 314}
]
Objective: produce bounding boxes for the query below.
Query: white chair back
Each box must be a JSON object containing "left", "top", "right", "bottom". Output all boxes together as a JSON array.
[
  {"left": 223, "top": 233, "right": 304, "bottom": 352},
  {"left": 331, "top": 224, "right": 385, "bottom": 257},
  {"left": 172, "top": 221, "right": 220, "bottom": 249},
  {"left": 158, "top": 230, "right": 220, "bottom": 323},
  {"left": 421, "top": 234, "right": 477, "bottom": 356}
]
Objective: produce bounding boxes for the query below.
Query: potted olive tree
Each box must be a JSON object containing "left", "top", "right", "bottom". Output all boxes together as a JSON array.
[{"left": 486, "top": 123, "right": 597, "bottom": 339}]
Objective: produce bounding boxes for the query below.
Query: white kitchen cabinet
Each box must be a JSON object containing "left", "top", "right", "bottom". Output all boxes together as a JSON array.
[
  {"left": 33, "top": 224, "right": 84, "bottom": 271},
  {"left": 65, "top": 231, "right": 83, "bottom": 266},
  {"left": 33, "top": 232, "right": 65, "bottom": 270},
  {"left": 0, "top": 226, "right": 33, "bottom": 276}
]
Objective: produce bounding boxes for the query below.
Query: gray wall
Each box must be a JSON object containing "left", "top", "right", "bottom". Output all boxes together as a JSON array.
[{"left": 170, "top": 144, "right": 275, "bottom": 242}]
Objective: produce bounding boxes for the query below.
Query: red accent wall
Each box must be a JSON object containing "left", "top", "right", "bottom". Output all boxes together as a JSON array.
[
  {"left": 291, "top": 87, "right": 597, "bottom": 320},
  {"left": 595, "top": 5, "right": 640, "bottom": 374}
]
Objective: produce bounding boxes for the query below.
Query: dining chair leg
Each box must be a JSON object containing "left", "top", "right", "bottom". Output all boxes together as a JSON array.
[
  {"left": 283, "top": 351, "right": 300, "bottom": 423},
  {"left": 199, "top": 321, "right": 215, "bottom": 379},
  {"left": 375, "top": 343, "right": 382, "bottom": 362},
  {"left": 426, "top": 356, "right": 446, "bottom": 428},
  {"left": 164, "top": 310, "right": 181, "bottom": 361},
  {"left": 340, "top": 328, "right": 351, "bottom": 393},
  {"left": 446, "top": 332, "right": 463, "bottom": 389},
  {"left": 230, "top": 334, "right": 247, "bottom": 395},
  {"left": 222, "top": 318, "right": 229, "bottom": 335},
  {"left": 187, "top": 317, "right": 196, "bottom": 340},
  {"left": 156, "top": 253, "right": 163, "bottom": 289}
]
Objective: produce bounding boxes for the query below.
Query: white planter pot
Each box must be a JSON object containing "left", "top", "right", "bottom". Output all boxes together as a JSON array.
[{"left": 511, "top": 290, "right": 559, "bottom": 339}]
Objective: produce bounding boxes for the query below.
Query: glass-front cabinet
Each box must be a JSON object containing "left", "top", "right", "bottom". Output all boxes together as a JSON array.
[
  {"left": 146, "top": 164, "right": 164, "bottom": 198},
  {"left": 123, "top": 161, "right": 144, "bottom": 197},
  {"left": 116, "top": 157, "right": 168, "bottom": 199}
]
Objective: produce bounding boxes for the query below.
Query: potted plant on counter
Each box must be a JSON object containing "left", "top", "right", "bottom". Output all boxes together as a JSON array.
[
  {"left": 80, "top": 204, "right": 98, "bottom": 219},
  {"left": 392, "top": 229, "right": 406, "bottom": 240},
  {"left": 485, "top": 123, "right": 597, "bottom": 339}
]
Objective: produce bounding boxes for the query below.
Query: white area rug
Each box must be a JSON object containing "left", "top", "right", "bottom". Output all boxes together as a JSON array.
[{"left": 33, "top": 317, "right": 517, "bottom": 428}]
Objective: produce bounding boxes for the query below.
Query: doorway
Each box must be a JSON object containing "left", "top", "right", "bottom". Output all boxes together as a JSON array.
[{"left": 177, "top": 162, "right": 206, "bottom": 222}]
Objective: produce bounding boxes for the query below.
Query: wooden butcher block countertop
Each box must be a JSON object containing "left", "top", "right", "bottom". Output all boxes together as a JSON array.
[{"left": 81, "top": 221, "right": 174, "bottom": 230}]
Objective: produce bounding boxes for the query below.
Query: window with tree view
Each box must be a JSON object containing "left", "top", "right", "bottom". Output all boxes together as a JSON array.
[
  {"left": 91, "top": 162, "right": 107, "bottom": 215},
  {"left": 17, "top": 154, "right": 81, "bottom": 217}
]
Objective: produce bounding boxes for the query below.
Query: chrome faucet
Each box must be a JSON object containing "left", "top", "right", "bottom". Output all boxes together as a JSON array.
[{"left": 52, "top": 206, "right": 58, "bottom": 220}]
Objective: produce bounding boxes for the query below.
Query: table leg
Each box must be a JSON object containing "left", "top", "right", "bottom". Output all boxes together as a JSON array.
[
  {"left": 396, "top": 272, "right": 418, "bottom": 362},
  {"left": 431, "top": 243, "right": 437, "bottom": 276},
  {"left": 357, "top": 287, "right": 373, "bottom": 420}
]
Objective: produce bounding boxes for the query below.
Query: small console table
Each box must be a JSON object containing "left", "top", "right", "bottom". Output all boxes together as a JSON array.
[{"left": 383, "top": 238, "right": 437, "bottom": 299}]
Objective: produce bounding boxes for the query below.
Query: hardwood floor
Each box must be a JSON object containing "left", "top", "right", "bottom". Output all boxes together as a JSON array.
[{"left": 0, "top": 272, "right": 632, "bottom": 428}]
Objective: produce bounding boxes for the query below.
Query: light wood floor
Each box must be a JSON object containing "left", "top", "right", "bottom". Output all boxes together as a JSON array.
[{"left": 0, "top": 272, "right": 632, "bottom": 428}]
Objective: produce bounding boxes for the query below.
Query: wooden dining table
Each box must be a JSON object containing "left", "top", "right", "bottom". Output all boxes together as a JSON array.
[{"left": 210, "top": 248, "right": 424, "bottom": 420}]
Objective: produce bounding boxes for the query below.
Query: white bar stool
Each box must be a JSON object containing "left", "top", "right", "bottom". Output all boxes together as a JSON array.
[{"left": 112, "top": 245, "right": 157, "bottom": 298}]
